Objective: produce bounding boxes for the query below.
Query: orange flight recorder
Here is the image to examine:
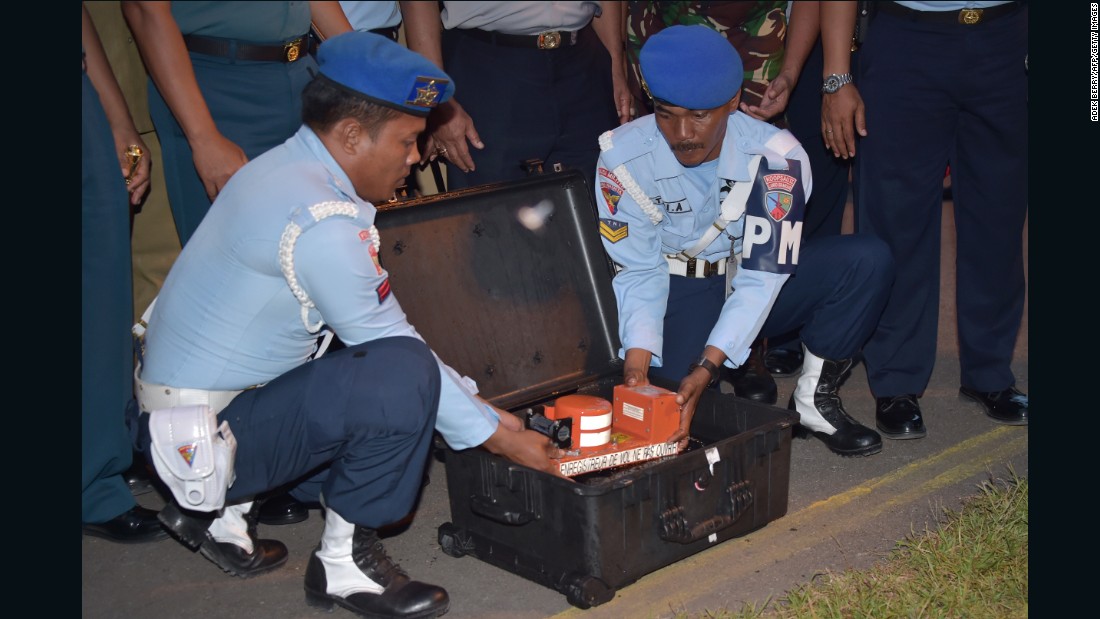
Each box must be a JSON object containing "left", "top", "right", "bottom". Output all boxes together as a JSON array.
[{"left": 525, "top": 384, "right": 682, "bottom": 477}]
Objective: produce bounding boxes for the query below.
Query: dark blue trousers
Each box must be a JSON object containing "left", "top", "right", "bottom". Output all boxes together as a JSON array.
[
  {"left": 854, "top": 6, "right": 1028, "bottom": 396},
  {"left": 148, "top": 52, "right": 315, "bottom": 246},
  {"left": 82, "top": 70, "right": 137, "bottom": 524},
  {"left": 440, "top": 25, "right": 619, "bottom": 192},
  {"left": 651, "top": 235, "right": 894, "bottom": 383},
  {"left": 142, "top": 337, "right": 441, "bottom": 529},
  {"left": 768, "top": 40, "right": 857, "bottom": 354}
]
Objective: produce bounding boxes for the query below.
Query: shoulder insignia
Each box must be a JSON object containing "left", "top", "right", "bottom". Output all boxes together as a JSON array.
[{"left": 599, "top": 218, "right": 629, "bottom": 243}]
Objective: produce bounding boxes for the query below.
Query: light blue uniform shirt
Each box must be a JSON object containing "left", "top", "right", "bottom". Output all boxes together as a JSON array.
[
  {"left": 594, "top": 113, "right": 812, "bottom": 369},
  {"left": 172, "top": 1, "right": 311, "bottom": 41},
  {"left": 895, "top": 1, "right": 1013, "bottom": 11},
  {"left": 339, "top": 1, "right": 402, "bottom": 31},
  {"left": 440, "top": 1, "right": 600, "bottom": 35},
  {"left": 142, "top": 126, "right": 500, "bottom": 450}
]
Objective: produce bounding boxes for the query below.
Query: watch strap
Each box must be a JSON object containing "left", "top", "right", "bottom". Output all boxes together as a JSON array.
[{"left": 688, "top": 356, "right": 720, "bottom": 387}]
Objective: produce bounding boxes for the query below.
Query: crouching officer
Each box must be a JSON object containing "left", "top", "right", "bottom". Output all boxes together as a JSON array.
[
  {"left": 595, "top": 25, "right": 895, "bottom": 457},
  {"left": 133, "top": 31, "right": 563, "bottom": 618}
]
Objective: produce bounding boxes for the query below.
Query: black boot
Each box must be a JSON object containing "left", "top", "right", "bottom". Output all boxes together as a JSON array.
[
  {"left": 727, "top": 340, "right": 778, "bottom": 404},
  {"left": 159, "top": 500, "right": 288, "bottom": 578},
  {"left": 788, "top": 347, "right": 881, "bottom": 457},
  {"left": 257, "top": 490, "right": 310, "bottom": 526},
  {"left": 305, "top": 508, "right": 449, "bottom": 618}
]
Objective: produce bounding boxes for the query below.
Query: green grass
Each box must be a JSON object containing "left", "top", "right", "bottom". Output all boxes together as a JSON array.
[{"left": 685, "top": 470, "right": 1028, "bottom": 619}]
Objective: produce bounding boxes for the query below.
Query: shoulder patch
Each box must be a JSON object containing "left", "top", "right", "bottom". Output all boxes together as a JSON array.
[
  {"left": 599, "top": 218, "right": 629, "bottom": 243},
  {"left": 376, "top": 278, "right": 391, "bottom": 304},
  {"left": 599, "top": 181, "right": 623, "bottom": 214}
]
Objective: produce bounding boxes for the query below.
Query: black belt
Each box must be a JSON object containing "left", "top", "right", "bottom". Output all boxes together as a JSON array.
[
  {"left": 370, "top": 26, "right": 400, "bottom": 42},
  {"left": 877, "top": 2, "right": 1021, "bottom": 25},
  {"left": 459, "top": 26, "right": 582, "bottom": 49},
  {"left": 183, "top": 33, "right": 309, "bottom": 63}
]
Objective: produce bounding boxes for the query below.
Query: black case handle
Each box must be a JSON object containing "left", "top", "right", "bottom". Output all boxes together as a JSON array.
[
  {"left": 659, "top": 480, "right": 753, "bottom": 544},
  {"left": 470, "top": 496, "right": 536, "bottom": 526}
]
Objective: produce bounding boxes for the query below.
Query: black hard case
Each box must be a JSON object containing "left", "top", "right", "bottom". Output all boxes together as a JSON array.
[{"left": 375, "top": 171, "right": 796, "bottom": 609}]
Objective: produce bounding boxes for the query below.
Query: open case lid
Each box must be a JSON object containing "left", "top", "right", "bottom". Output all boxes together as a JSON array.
[{"left": 375, "top": 171, "right": 621, "bottom": 410}]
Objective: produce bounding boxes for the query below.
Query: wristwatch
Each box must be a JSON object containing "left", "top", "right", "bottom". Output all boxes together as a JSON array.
[
  {"left": 688, "top": 355, "right": 720, "bottom": 387},
  {"left": 821, "top": 73, "right": 853, "bottom": 94}
]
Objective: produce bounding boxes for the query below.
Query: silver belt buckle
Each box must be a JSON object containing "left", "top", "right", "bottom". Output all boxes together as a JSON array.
[{"left": 537, "top": 31, "right": 562, "bottom": 49}]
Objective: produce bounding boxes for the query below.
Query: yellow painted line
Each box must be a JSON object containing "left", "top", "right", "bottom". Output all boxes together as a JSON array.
[{"left": 550, "top": 426, "right": 1027, "bottom": 618}]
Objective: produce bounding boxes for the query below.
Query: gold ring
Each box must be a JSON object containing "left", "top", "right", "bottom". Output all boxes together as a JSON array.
[
  {"left": 125, "top": 144, "right": 144, "bottom": 185},
  {"left": 825, "top": 129, "right": 833, "bottom": 134}
]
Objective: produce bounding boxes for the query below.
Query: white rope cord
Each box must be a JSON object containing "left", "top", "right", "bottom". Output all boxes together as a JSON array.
[
  {"left": 278, "top": 201, "right": 379, "bottom": 333},
  {"left": 598, "top": 130, "right": 664, "bottom": 225}
]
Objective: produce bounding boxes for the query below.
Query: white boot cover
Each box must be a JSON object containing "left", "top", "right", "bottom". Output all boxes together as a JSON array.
[
  {"left": 208, "top": 501, "right": 254, "bottom": 554},
  {"left": 317, "top": 507, "right": 385, "bottom": 597},
  {"left": 791, "top": 344, "right": 837, "bottom": 435}
]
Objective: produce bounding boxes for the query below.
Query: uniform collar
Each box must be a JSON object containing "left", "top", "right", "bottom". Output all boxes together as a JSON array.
[
  {"left": 293, "top": 125, "right": 369, "bottom": 207},
  {"left": 650, "top": 114, "right": 757, "bottom": 183}
]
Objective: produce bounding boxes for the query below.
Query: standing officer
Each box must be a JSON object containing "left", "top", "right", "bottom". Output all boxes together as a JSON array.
[
  {"left": 135, "top": 32, "right": 562, "bottom": 618},
  {"left": 403, "top": 1, "right": 628, "bottom": 192},
  {"left": 121, "top": 1, "right": 352, "bottom": 246},
  {"left": 820, "top": 2, "right": 1029, "bottom": 436},
  {"left": 82, "top": 2, "right": 162, "bottom": 543},
  {"left": 595, "top": 25, "right": 894, "bottom": 456}
]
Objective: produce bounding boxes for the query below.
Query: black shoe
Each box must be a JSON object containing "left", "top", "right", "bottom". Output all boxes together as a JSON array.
[
  {"left": 875, "top": 394, "right": 927, "bottom": 439},
  {"left": 304, "top": 527, "right": 449, "bottom": 618},
  {"left": 124, "top": 455, "right": 156, "bottom": 497},
  {"left": 83, "top": 505, "right": 169, "bottom": 544},
  {"left": 791, "top": 401, "right": 883, "bottom": 457},
  {"left": 764, "top": 347, "right": 803, "bottom": 377},
  {"left": 728, "top": 343, "right": 778, "bottom": 404},
  {"left": 959, "top": 386, "right": 1028, "bottom": 425},
  {"left": 159, "top": 501, "right": 289, "bottom": 578},
  {"left": 258, "top": 492, "right": 310, "bottom": 526}
]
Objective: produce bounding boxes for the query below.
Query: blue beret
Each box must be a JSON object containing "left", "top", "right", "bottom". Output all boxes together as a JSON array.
[
  {"left": 639, "top": 25, "right": 744, "bottom": 110},
  {"left": 317, "top": 31, "right": 454, "bottom": 117}
]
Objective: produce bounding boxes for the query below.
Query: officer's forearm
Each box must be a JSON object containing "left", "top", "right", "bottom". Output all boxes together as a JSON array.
[{"left": 121, "top": 1, "right": 220, "bottom": 145}]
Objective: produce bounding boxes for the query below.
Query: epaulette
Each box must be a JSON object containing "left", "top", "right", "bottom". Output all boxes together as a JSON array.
[
  {"left": 599, "top": 125, "right": 665, "bottom": 225},
  {"left": 598, "top": 124, "right": 659, "bottom": 171}
]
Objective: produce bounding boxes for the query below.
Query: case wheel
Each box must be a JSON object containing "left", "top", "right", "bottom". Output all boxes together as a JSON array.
[
  {"left": 437, "top": 522, "right": 472, "bottom": 558},
  {"left": 564, "top": 574, "right": 614, "bottom": 609}
]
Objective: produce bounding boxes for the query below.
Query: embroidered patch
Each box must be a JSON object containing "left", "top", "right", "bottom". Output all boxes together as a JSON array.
[
  {"left": 765, "top": 191, "right": 794, "bottom": 222},
  {"left": 177, "top": 443, "right": 197, "bottom": 468},
  {"left": 763, "top": 173, "right": 797, "bottom": 192},
  {"left": 598, "top": 167, "right": 624, "bottom": 192},
  {"left": 376, "top": 279, "right": 391, "bottom": 304},
  {"left": 368, "top": 245, "right": 384, "bottom": 275},
  {"left": 600, "top": 182, "right": 622, "bottom": 214},
  {"left": 599, "top": 218, "right": 629, "bottom": 243}
]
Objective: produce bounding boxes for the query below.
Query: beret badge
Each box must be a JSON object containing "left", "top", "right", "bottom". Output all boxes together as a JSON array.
[{"left": 407, "top": 77, "right": 448, "bottom": 108}]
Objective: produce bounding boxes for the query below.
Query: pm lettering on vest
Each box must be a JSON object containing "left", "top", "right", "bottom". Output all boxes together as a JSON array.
[{"left": 741, "top": 159, "right": 805, "bottom": 274}]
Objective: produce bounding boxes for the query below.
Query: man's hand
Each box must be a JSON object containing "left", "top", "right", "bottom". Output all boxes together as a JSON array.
[
  {"left": 423, "top": 99, "right": 483, "bottom": 173},
  {"left": 192, "top": 133, "right": 249, "bottom": 201},
  {"left": 740, "top": 73, "right": 793, "bottom": 122},
  {"left": 670, "top": 366, "right": 711, "bottom": 447},
  {"left": 481, "top": 421, "right": 568, "bottom": 479},
  {"left": 821, "top": 85, "right": 866, "bottom": 159},
  {"left": 623, "top": 348, "right": 652, "bottom": 388},
  {"left": 115, "top": 135, "right": 151, "bottom": 206}
]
